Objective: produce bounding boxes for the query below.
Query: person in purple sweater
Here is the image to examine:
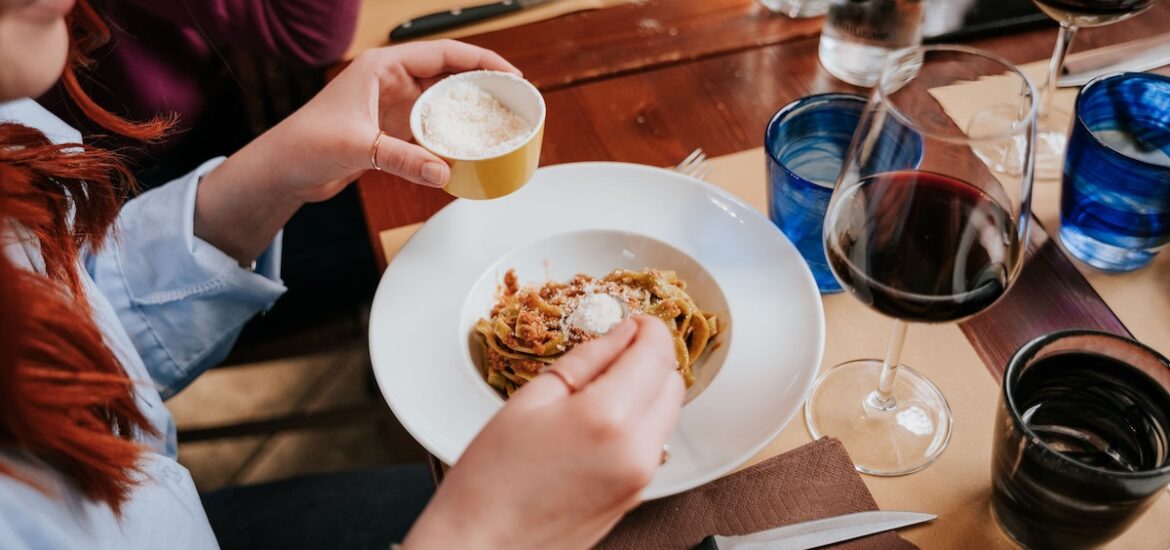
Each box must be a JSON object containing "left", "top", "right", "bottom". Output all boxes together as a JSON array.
[
  {"left": 40, "top": 0, "right": 376, "bottom": 346},
  {"left": 47, "top": 0, "right": 360, "bottom": 145},
  {"left": 1, "top": 3, "right": 684, "bottom": 547}
]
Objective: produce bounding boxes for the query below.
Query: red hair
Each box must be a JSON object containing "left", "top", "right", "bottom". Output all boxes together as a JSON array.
[{"left": 0, "top": 0, "right": 171, "bottom": 513}]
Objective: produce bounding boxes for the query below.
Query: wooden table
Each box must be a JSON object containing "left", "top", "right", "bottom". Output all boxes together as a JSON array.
[
  {"left": 351, "top": 1, "right": 1170, "bottom": 547},
  {"left": 356, "top": 0, "right": 1170, "bottom": 377},
  {"left": 356, "top": 0, "right": 1170, "bottom": 265}
]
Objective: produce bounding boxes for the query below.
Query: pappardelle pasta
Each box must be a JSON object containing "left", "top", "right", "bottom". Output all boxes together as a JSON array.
[{"left": 474, "top": 268, "right": 719, "bottom": 397}]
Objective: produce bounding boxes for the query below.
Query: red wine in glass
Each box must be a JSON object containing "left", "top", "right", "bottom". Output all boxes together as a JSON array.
[
  {"left": 825, "top": 170, "right": 1020, "bottom": 323},
  {"left": 805, "top": 46, "right": 1036, "bottom": 477}
]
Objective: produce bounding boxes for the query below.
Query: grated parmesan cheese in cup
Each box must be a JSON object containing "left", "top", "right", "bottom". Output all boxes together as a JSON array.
[{"left": 420, "top": 80, "right": 532, "bottom": 158}]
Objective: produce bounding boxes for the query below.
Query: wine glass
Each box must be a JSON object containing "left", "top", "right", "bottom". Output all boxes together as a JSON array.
[
  {"left": 805, "top": 45, "right": 1038, "bottom": 476},
  {"left": 1026, "top": 0, "right": 1159, "bottom": 178}
]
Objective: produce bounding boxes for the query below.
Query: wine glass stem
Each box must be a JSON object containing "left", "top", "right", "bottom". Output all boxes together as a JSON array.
[
  {"left": 868, "top": 319, "right": 908, "bottom": 412},
  {"left": 1040, "top": 23, "right": 1079, "bottom": 119}
]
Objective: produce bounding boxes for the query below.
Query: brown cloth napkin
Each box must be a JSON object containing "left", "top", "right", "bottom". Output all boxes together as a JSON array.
[{"left": 598, "top": 438, "right": 919, "bottom": 550}]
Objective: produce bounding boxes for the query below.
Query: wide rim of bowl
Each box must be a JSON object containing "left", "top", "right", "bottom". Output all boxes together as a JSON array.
[
  {"left": 409, "top": 69, "right": 546, "bottom": 161},
  {"left": 368, "top": 161, "right": 826, "bottom": 499}
]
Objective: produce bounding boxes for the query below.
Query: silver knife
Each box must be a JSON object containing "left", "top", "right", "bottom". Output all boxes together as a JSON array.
[
  {"left": 1058, "top": 34, "right": 1170, "bottom": 87},
  {"left": 704, "top": 510, "right": 936, "bottom": 550},
  {"left": 390, "top": 0, "right": 559, "bottom": 42}
]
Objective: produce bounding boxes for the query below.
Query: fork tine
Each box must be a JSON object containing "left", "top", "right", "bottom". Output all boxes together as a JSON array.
[
  {"left": 673, "top": 148, "right": 711, "bottom": 180},
  {"left": 679, "top": 148, "right": 702, "bottom": 169}
]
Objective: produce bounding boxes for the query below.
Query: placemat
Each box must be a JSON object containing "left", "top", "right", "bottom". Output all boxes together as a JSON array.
[{"left": 345, "top": 0, "right": 631, "bottom": 59}]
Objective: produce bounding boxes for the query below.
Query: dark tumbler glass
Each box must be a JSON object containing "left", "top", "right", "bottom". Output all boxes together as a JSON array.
[{"left": 992, "top": 330, "right": 1170, "bottom": 549}]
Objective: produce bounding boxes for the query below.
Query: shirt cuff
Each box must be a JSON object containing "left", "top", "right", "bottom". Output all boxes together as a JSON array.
[{"left": 98, "top": 157, "right": 287, "bottom": 396}]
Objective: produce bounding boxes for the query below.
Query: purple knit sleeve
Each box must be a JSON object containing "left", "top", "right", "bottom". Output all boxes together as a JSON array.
[{"left": 120, "top": 0, "right": 361, "bottom": 65}]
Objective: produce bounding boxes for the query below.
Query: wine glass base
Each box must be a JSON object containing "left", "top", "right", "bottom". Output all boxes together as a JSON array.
[
  {"left": 1035, "top": 122, "right": 1069, "bottom": 181},
  {"left": 969, "top": 104, "right": 1029, "bottom": 177},
  {"left": 804, "top": 360, "right": 953, "bottom": 476},
  {"left": 967, "top": 104, "right": 1069, "bottom": 180}
]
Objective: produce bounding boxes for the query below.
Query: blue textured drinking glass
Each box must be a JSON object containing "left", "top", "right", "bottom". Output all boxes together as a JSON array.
[
  {"left": 765, "top": 93, "right": 921, "bottom": 293},
  {"left": 1060, "top": 72, "right": 1170, "bottom": 272}
]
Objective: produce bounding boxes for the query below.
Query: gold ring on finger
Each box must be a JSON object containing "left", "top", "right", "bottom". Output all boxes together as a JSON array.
[{"left": 547, "top": 367, "right": 580, "bottom": 393}]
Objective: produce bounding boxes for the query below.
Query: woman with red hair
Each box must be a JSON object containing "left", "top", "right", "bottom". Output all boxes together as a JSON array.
[{"left": 0, "top": 0, "right": 685, "bottom": 548}]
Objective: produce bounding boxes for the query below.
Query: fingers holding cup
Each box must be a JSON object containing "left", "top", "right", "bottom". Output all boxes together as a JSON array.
[
  {"left": 371, "top": 131, "right": 450, "bottom": 187},
  {"left": 409, "top": 69, "right": 545, "bottom": 200}
]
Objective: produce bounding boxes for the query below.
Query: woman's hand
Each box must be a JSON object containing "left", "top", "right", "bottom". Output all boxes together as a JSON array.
[
  {"left": 193, "top": 40, "right": 518, "bottom": 264},
  {"left": 402, "top": 316, "right": 686, "bottom": 550},
  {"left": 276, "top": 40, "right": 520, "bottom": 201}
]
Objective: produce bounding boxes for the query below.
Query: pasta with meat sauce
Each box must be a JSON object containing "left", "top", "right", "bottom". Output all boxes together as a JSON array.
[{"left": 474, "top": 268, "right": 719, "bottom": 397}]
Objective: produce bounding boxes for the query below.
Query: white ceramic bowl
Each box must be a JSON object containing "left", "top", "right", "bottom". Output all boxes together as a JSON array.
[{"left": 370, "top": 162, "right": 825, "bottom": 498}]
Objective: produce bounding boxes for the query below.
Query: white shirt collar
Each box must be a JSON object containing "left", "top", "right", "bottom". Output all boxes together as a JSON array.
[{"left": 0, "top": 98, "right": 82, "bottom": 145}]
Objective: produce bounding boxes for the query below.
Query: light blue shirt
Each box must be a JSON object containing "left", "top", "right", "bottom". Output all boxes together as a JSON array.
[{"left": 0, "top": 99, "right": 286, "bottom": 549}]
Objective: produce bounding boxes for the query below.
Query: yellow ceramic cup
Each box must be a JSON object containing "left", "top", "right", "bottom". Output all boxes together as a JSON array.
[{"left": 410, "top": 71, "right": 546, "bottom": 200}]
